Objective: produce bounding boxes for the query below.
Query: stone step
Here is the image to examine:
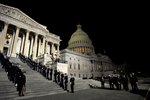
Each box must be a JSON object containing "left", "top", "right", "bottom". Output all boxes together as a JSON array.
[
  {"left": 0, "top": 57, "right": 95, "bottom": 99},
  {"left": 0, "top": 58, "right": 66, "bottom": 100}
]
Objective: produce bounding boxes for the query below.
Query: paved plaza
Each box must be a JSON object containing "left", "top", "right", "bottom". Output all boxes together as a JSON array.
[
  {"left": 0, "top": 57, "right": 150, "bottom": 100},
  {"left": 15, "top": 88, "right": 145, "bottom": 100}
]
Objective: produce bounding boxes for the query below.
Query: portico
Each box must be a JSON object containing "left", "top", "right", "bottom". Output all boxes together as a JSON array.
[{"left": 0, "top": 4, "right": 61, "bottom": 61}]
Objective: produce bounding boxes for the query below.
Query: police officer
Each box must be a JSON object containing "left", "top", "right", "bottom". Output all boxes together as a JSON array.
[
  {"left": 122, "top": 74, "right": 129, "bottom": 91},
  {"left": 16, "top": 70, "right": 26, "bottom": 96},
  {"left": 54, "top": 69, "right": 57, "bottom": 82},
  {"left": 70, "top": 74, "right": 75, "bottom": 93},
  {"left": 50, "top": 68, "right": 53, "bottom": 80},
  {"left": 100, "top": 74, "right": 105, "bottom": 88},
  {"left": 60, "top": 73, "right": 64, "bottom": 88},
  {"left": 64, "top": 73, "right": 68, "bottom": 91}
]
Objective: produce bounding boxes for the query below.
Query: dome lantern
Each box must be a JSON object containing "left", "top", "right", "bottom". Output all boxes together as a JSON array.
[
  {"left": 67, "top": 24, "right": 95, "bottom": 55},
  {"left": 77, "top": 24, "right": 82, "bottom": 29}
]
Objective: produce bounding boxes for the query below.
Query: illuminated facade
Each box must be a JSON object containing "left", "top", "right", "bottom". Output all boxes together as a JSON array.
[
  {"left": 0, "top": 4, "right": 114, "bottom": 78},
  {"left": 0, "top": 4, "right": 61, "bottom": 61},
  {"left": 60, "top": 24, "right": 114, "bottom": 78}
]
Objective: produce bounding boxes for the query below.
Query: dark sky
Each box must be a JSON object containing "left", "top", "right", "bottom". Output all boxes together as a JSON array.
[{"left": 0, "top": 1, "right": 149, "bottom": 71}]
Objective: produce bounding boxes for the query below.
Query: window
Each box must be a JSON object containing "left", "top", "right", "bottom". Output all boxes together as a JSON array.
[
  {"left": 74, "top": 63, "right": 76, "bottom": 69},
  {"left": 70, "top": 63, "right": 72, "bottom": 69},
  {"left": 78, "top": 64, "right": 80, "bottom": 70}
]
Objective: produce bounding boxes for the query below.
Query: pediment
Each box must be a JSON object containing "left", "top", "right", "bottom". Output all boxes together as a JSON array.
[{"left": 0, "top": 4, "right": 48, "bottom": 32}]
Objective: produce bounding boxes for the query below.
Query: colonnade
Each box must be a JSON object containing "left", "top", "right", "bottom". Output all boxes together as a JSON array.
[
  {"left": 0, "top": 21, "right": 60, "bottom": 60},
  {"left": 72, "top": 47, "right": 93, "bottom": 54}
]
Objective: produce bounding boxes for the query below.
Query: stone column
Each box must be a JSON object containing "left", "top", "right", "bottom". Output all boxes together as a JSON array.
[
  {"left": 49, "top": 43, "right": 51, "bottom": 54},
  {"left": 83, "top": 47, "right": 85, "bottom": 53},
  {"left": 38, "top": 38, "right": 41, "bottom": 56},
  {"left": 79, "top": 47, "right": 81, "bottom": 53},
  {"left": 8, "top": 32, "right": 15, "bottom": 56},
  {"left": 42, "top": 37, "right": 46, "bottom": 54},
  {"left": 45, "top": 41, "right": 48, "bottom": 54},
  {"left": 11, "top": 27, "right": 20, "bottom": 57},
  {"left": 57, "top": 44, "right": 59, "bottom": 56},
  {"left": 20, "top": 33, "right": 25, "bottom": 54},
  {"left": 29, "top": 36, "right": 34, "bottom": 57},
  {"left": 44, "top": 41, "right": 46, "bottom": 54},
  {"left": 23, "top": 30, "right": 30, "bottom": 57},
  {"left": 51, "top": 43, "right": 54, "bottom": 55},
  {"left": 46, "top": 42, "right": 50, "bottom": 54},
  {"left": 33, "top": 34, "right": 38, "bottom": 60},
  {"left": 0, "top": 22, "right": 8, "bottom": 52}
]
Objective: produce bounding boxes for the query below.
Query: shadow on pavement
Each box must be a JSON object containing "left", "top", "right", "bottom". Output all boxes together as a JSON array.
[
  {"left": 130, "top": 89, "right": 148, "bottom": 98},
  {"left": 89, "top": 84, "right": 148, "bottom": 98}
]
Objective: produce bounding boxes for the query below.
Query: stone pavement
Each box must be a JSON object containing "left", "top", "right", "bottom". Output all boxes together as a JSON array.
[
  {"left": 0, "top": 57, "right": 149, "bottom": 100},
  {"left": 0, "top": 61, "right": 65, "bottom": 100},
  {"left": 13, "top": 88, "right": 145, "bottom": 100},
  {"left": 0, "top": 57, "right": 91, "bottom": 100}
]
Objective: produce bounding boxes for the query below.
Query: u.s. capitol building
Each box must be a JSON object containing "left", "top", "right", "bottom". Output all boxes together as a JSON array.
[
  {"left": 59, "top": 24, "right": 115, "bottom": 78},
  {"left": 0, "top": 3, "right": 115, "bottom": 79}
]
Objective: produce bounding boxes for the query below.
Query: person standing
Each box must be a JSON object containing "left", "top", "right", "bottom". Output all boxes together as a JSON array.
[
  {"left": 70, "top": 74, "right": 75, "bottom": 93},
  {"left": 132, "top": 73, "right": 138, "bottom": 91},
  {"left": 122, "top": 74, "right": 129, "bottom": 91},
  {"left": 64, "top": 73, "right": 68, "bottom": 91},
  {"left": 100, "top": 74, "right": 105, "bottom": 88},
  {"left": 130, "top": 73, "right": 138, "bottom": 92},
  {"left": 50, "top": 68, "right": 53, "bottom": 80},
  {"left": 54, "top": 69, "right": 57, "bottom": 82},
  {"left": 60, "top": 73, "right": 64, "bottom": 88},
  {"left": 16, "top": 70, "right": 26, "bottom": 96}
]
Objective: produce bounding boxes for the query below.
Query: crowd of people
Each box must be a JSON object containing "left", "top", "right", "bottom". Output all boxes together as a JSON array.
[
  {"left": 99, "top": 72, "right": 138, "bottom": 92},
  {"left": 0, "top": 52, "right": 26, "bottom": 96},
  {"left": 19, "top": 53, "right": 75, "bottom": 93}
]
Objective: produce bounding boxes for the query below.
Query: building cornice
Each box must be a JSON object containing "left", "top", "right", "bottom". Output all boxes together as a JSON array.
[{"left": 0, "top": 3, "right": 48, "bottom": 32}]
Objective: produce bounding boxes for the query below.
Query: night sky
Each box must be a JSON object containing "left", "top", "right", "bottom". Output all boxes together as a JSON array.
[{"left": 0, "top": 1, "right": 149, "bottom": 72}]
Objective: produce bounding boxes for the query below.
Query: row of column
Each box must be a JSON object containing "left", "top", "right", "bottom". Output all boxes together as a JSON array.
[
  {"left": 0, "top": 21, "right": 60, "bottom": 60},
  {"left": 72, "top": 47, "right": 93, "bottom": 54}
]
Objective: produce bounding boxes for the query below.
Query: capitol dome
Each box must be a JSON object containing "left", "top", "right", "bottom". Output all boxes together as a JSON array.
[{"left": 67, "top": 24, "right": 95, "bottom": 54}]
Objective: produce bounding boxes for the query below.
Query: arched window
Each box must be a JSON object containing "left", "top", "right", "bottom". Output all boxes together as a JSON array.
[{"left": 70, "top": 63, "right": 72, "bottom": 69}]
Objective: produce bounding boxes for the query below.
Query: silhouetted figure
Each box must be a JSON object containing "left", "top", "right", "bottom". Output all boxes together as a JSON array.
[
  {"left": 70, "top": 74, "right": 75, "bottom": 93},
  {"left": 113, "top": 74, "right": 121, "bottom": 90},
  {"left": 46, "top": 68, "right": 49, "bottom": 79},
  {"left": 54, "top": 69, "right": 57, "bottom": 82},
  {"left": 60, "top": 73, "right": 64, "bottom": 89},
  {"left": 130, "top": 73, "right": 138, "bottom": 92},
  {"left": 64, "top": 73, "right": 68, "bottom": 91},
  {"left": 57, "top": 71, "right": 60, "bottom": 84},
  {"left": 108, "top": 74, "right": 114, "bottom": 89},
  {"left": 122, "top": 74, "right": 129, "bottom": 91},
  {"left": 16, "top": 70, "right": 26, "bottom": 96},
  {"left": 50, "top": 68, "right": 53, "bottom": 80},
  {"left": 100, "top": 75, "right": 105, "bottom": 88}
]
